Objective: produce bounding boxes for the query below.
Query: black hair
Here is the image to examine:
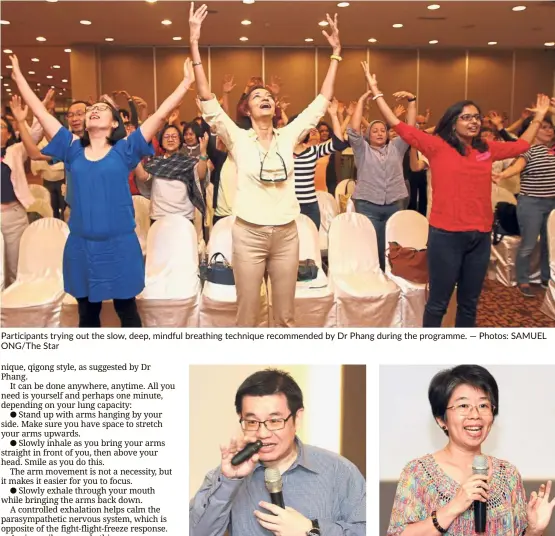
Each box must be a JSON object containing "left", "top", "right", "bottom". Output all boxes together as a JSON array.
[
  {"left": 158, "top": 123, "right": 184, "bottom": 152},
  {"left": 182, "top": 121, "right": 203, "bottom": 144},
  {"left": 235, "top": 369, "right": 304, "bottom": 417},
  {"left": 428, "top": 365, "right": 499, "bottom": 436},
  {"left": 80, "top": 103, "right": 126, "bottom": 147},
  {"left": 68, "top": 100, "right": 91, "bottom": 111},
  {"left": 317, "top": 121, "right": 331, "bottom": 133},
  {"left": 518, "top": 115, "right": 554, "bottom": 137},
  {"left": 1, "top": 115, "right": 19, "bottom": 148},
  {"left": 434, "top": 100, "right": 489, "bottom": 156}
]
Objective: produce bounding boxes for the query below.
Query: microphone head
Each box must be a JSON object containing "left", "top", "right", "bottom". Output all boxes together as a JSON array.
[
  {"left": 264, "top": 468, "right": 283, "bottom": 494},
  {"left": 472, "top": 455, "right": 489, "bottom": 475}
]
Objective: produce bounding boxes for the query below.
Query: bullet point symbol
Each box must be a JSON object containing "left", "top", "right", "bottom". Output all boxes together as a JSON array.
[
  {"left": 10, "top": 412, "right": 16, "bottom": 418},
  {"left": 10, "top": 440, "right": 17, "bottom": 446},
  {"left": 10, "top": 488, "right": 16, "bottom": 494}
]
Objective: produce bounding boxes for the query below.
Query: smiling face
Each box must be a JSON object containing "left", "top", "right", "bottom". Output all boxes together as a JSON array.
[
  {"left": 66, "top": 102, "right": 86, "bottom": 136},
  {"left": 161, "top": 126, "right": 181, "bottom": 153},
  {"left": 437, "top": 384, "right": 494, "bottom": 451},
  {"left": 369, "top": 121, "right": 387, "bottom": 147},
  {"left": 455, "top": 105, "right": 482, "bottom": 140},
  {"left": 85, "top": 103, "right": 118, "bottom": 132},
  {"left": 183, "top": 127, "right": 198, "bottom": 147},
  {"left": 318, "top": 124, "right": 330, "bottom": 141},
  {"left": 247, "top": 88, "right": 276, "bottom": 121},
  {"left": 240, "top": 393, "right": 300, "bottom": 465}
]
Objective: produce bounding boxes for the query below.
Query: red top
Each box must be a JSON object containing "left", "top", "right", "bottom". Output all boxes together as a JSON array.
[
  {"left": 128, "top": 171, "right": 140, "bottom": 195},
  {"left": 394, "top": 122, "right": 530, "bottom": 232}
]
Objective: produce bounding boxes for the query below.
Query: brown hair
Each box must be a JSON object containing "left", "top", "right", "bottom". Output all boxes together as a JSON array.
[{"left": 236, "top": 85, "right": 279, "bottom": 129}]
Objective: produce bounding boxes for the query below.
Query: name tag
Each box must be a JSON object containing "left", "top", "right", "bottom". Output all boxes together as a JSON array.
[{"left": 476, "top": 151, "right": 491, "bottom": 162}]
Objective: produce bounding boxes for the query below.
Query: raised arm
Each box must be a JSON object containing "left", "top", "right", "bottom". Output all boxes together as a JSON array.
[
  {"left": 319, "top": 13, "right": 341, "bottom": 101},
  {"left": 10, "top": 94, "right": 50, "bottom": 161},
  {"left": 221, "top": 75, "right": 236, "bottom": 114},
  {"left": 350, "top": 90, "right": 372, "bottom": 134},
  {"left": 139, "top": 59, "right": 195, "bottom": 142},
  {"left": 360, "top": 62, "right": 400, "bottom": 127},
  {"left": 189, "top": 3, "right": 211, "bottom": 101},
  {"left": 328, "top": 98, "right": 344, "bottom": 140},
  {"left": 518, "top": 94, "right": 551, "bottom": 145},
  {"left": 394, "top": 92, "right": 417, "bottom": 127},
  {"left": 9, "top": 55, "right": 63, "bottom": 139},
  {"left": 492, "top": 157, "right": 526, "bottom": 184}
]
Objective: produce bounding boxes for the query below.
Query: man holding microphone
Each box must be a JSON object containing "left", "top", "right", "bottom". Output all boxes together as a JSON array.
[{"left": 189, "top": 369, "right": 366, "bottom": 535}]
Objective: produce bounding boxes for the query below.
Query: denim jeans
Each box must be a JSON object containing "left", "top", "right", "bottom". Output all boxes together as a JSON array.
[
  {"left": 354, "top": 199, "right": 403, "bottom": 270},
  {"left": 300, "top": 201, "right": 321, "bottom": 231},
  {"left": 516, "top": 195, "right": 555, "bottom": 285},
  {"left": 424, "top": 226, "right": 491, "bottom": 327}
]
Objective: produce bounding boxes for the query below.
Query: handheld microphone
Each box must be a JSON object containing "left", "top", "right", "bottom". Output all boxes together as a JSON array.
[
  {"left": 264, "top": 468, "right": 285, "bottom": 509},
  {"left": 231, "top": 440, "right": 263, "bottom": 466},
  {"left": 472, "top": 455, "right": 488, "bottom": 534}
]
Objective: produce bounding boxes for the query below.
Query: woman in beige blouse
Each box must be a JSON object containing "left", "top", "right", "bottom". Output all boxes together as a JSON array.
[{"left": 189, "top": 2, "right": 342, "bottom": 327}]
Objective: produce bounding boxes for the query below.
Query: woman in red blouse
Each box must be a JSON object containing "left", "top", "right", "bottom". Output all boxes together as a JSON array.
[{"left": 362, "top": 65, "right": 551, "bottom": 327}]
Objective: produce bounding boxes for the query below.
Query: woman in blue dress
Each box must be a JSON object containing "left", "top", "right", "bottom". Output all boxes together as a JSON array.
[{"left": 9, "top": 54, "right": 197, "bottom": 327}]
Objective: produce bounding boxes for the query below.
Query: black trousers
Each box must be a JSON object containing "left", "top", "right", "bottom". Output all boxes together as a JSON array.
[
  {"left": 44, "top": 180, "right": 66, "bottom": 219},
  {"left": 77, "top": 297, "right": 142, "bottom": 328},
  {"left": 408, "top": 173, "right": 427, "bottom": 216}
]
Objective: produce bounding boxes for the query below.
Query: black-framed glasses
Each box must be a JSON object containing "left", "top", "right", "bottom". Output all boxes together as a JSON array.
[
  {"left": 86, "top": 104, "right": 111, "bottom": 114},
  {"left": 240, "top": 414, "right": 293, "bottom": 432},
  {"left": 259, "top": 150, "right": 288, "bottom": 183},
  {"left": 446, "top": 403, "right": 495, "bottom": 416},
  {"left": 459, "top": 113, "right": 483, "bottom": 122}
]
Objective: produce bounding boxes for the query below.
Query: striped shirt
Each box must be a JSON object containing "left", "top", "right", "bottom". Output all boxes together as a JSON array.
[
  {"left": 294, "top": 136, "right": 347, "bottom": 205},
  {"left": 520, "top": 144, "right": 555, "bottom": 198}
]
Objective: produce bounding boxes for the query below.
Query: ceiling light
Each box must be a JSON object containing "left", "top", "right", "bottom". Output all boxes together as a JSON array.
[
  {"left": 429, "top": 40, "right": 439, "bottom": 44},
  {"left": 47, "top": 75, "right": 53, "bottom": 79},
  {"left": 146, "top": 0, "right": 158, "bottom": 3},
  {"left": 239, "top": 36, "right": 249, "bottom": 41},
  {"left": 46, "top": 0, "right": 59, "bottom": 3},
  {"left": 52, "top": 65, "right": 60, "bottom": 69},
  {"left": 0, "top": 20, "right": 10, "bottom": 25},
  {"left": 37, "top": 83, "right": 41, "bottom": 86},
  {"left": 368, "top": 38, "right": 377, "bottom": 43},
  {"left": 512, "top": 5, "right": 526, "bottom": 11},
  {"left": 305, "top": 38, "right": 314, "bottom": 42},
  {"left": 488, "top": 41, "right": 497, "bottom": 45},
  {"left": 59, "top": 92, "right": 63, "bottom": 95},
  {"left": 64, "top": 48, "right": 71, "bottom": 53},
  {"left": 28, "top": 71, "right": 35, "bottom": 75},
  {"left": 51, "top": 85, "right": 55, "bottom": 89},
  {"left": 161, "top": 19, "right": 172, "bottom": 25},
  {"left": 319, "top": 21, "right": 329, "bottom": 27},
  {"left": 80, "top": 20, "right": 92, "bottom": 25},
  {"left": 36, "top": 36, "right": 47, "bottom": 42},
  {"left": 427, "top": 4, "right": 441, "bottom": 9},
  {"left": 337, "top": 2, "right": 350, "bottom": 7},
  {"left": 3, "top": 83, "right": 8, "bottom": 87},
  {"left": 545, "top": 42, "right": 555, "bottom": 47},
  {"left": 243, "top": 0, "right": 255, "bottom": 4},
  {"left": 0, "top": 76, "right": 2, "bottom": 79},
  {"left": 32, "top": 58, "right": 40, "bottom": 62},
  {"left": 105, "top": 38, "right": 114, "bottom": 42},
  {"left": 4, "top": 49, "right": 13, "bottom": 54},
  {"left": 173, "top": 36, "right": 182, "bottom": 41},
  {"left": 62, "top": 79, "right": 68, "bottom": 82},
  {"left": 392, "top": 23, "right": 403, "bottom": 28},
  {"left": 242, "top": 20, "right": 252, "bottom": 25}
]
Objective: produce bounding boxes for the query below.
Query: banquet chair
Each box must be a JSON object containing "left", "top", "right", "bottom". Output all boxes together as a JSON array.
[
  {"left": 540, "top": 210, "right": 555, "bottom": 321},
  {"left": 137, "top": 215, "right": 200, "bottom": 327},
  {"left": 316, "top": 191, "right": 338, "bottom": 257},
  {"left": 328, "top": 212, "right": 401, "bottom": 327},
  {"left": 199, "top": 216, "right": 269, "bottom": 327},
  {"left": 335, "top": 179, "right": 356, "bottom": 213},
  {"left": 268, "top": 214, "right": 335, "bottom": 327},
  {"left": 132, "top": 195, "right": 151, "bottom": 257},
  {"left": 1, "top": 218, "right": 69, "bottom": 327}
]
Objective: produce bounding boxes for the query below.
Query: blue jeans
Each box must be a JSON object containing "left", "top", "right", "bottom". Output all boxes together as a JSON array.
[
  {"left": 516, "top": 195, "right": 555, "bottom": 285},
  {"left": 300, "top": 201, "right": 321, "bottom": 231},
  {"left": 424, "top": 226, "right": 491, "bottom": 327},
  {"left": 354, "top": 199, "right": 403, "bottom": 270}
]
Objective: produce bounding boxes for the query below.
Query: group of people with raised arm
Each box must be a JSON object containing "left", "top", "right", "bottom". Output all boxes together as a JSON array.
[{"left": 2, "top": 1, "right": 554, "bottom": 329}]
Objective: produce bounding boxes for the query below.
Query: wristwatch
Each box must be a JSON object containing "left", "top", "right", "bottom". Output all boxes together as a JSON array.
[{"left": 306, "top": 519, "right": 321, "bottom": 536}]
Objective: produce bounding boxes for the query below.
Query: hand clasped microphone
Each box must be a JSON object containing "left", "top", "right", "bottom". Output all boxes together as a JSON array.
[
  {"left": 231, "top": 440, "right": 263, "bottom": 466},
  {"left": 472, "top": 455, "right": 488, "bottom": 534},
  {"left": 265, "top": 468, "right": 285, "bottom": 509}
]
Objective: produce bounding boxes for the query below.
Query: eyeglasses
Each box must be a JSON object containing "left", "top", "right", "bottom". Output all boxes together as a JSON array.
[
  {"left": 163, "top": 135, "right": 179, "bottom": 141},
  {"left": 459, "top": 113, "right": 483, "bottom": 122},
  {"left": 85, "top": 104, "right": 111, "bottom": 114},
  {"left": 240, "top": 414, "right": 293, "bottom": 432},
  {"left": 446, "top": 403, "right": 495, "bottom": 416},
  {"left": 66, "top": 111, "right": 85, "bottom": 119},
  {"left": 259, "top": 150, "right": 288, "bottom": 183}
]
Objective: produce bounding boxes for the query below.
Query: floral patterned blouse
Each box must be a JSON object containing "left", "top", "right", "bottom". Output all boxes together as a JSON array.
[{"left": 387, "top": 454, "right": 528, "bottom": 535}]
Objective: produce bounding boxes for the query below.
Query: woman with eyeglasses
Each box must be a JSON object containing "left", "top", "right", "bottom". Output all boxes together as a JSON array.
[
  {"left": 387, "top": 365, "right": 555, "bottom": 536},
  {"left": 9, "top": 54, "right": 197, "bottom": 328},
  {"left": 189, "top": 3, "right": 341, "bottom": 327},
  {"left": 365, "top": 67, "right": 550, "bottom": 327}
]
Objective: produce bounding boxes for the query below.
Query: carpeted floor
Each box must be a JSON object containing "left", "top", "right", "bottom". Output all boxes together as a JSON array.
[{"left": 477, "top": 279, "right": 555, "bottom": 328}]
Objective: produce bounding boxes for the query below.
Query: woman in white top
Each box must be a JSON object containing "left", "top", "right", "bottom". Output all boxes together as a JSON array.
[{"left": 189, "top": 2, "right": 342, "bottom": 327}]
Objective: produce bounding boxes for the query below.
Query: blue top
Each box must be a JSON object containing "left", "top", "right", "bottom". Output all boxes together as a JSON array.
[{"left": 189, "top": 438, "right": 366, "bottom": 536}]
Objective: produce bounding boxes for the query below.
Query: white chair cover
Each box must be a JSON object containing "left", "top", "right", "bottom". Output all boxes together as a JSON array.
[
  {"left": 136, "top": 215, "right": 200, "bottom": 327},
  {"left": 328, "top": 213, "right": 401, "bottom": 327},
  {"left": 30, "top": 184, "right": 51, "bottom": 205},
  {"left": 540, "top": 210, "right": 555, "bottom": 321},
  {"left": 132, "top": 195, "right": 151, "bottom": 256},
  {"left": 27, "top": 197, "right": 53, "bottom": 219},
  {"left": 199, "top": 216, "right": 269, "bottom": 327},
  {"left": 268, "top": 215, "right": 335, "bottom": 327},
  {"left": 385, "top": 210, "right": 428, "bottom": 327},
  {"left": 1, "top": 218, "right": 69, "bottom": 327},
  {"left": 316, "top": 191, "right": 338, "bottom": 255},
  {"left": 335, "top": 179, "right": 356, "bottom": 213}
]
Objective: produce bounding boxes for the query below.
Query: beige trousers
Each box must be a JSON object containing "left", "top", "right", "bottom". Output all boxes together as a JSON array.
[
  {"left": 232, "top": 218, "right": 299, "bottom": 327},
  {"left": 1, "top": 203, "right": 29, "bottom": 287}
]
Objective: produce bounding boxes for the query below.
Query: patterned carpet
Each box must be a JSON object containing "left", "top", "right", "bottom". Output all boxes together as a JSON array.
[{"left": 477, "top": 280, "right": 555, "bottom": 328}]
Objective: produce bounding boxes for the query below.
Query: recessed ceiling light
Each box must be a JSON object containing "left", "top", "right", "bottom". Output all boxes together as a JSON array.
[
  {"left": 46, "top": 0, "right": 58, "bottom": 3},
  {"left": 337, "top": 2, "right": 350, "bottom": 7},
  {"left": 105, "top": 38, "right": 114, "bottom": 42},
  {"left": 305, "top": 38, "right": 314, "bottom": 42},
  {"left": 28, "top": 71, "right": 35, "bottom": 75},
  {"left": 488, "top": 41, "right": 498, "bottom": 45},
  {"left": 0, "top": 76, "right": 3, "bottom": 79},
  {"left": 239, "top": 36, "right": 249, "bottom": 41},
  {"left": 161, "top": 19, "right": 172, "bottom": 25},
  {"left": 32, "top": 58, "right": 40, "bottom": 62},
  {"left": 51, "top": 85, "right": 55, "bottom": 89},
  {"left": 3, "top": 83, "right": 8, "bottom": 87},
  {"left": 173, "top": 36, "right": 182, "bottom": 41},
  {"left": 62, "top": 79, "right": 68, "bottom": 82},
  {"left": 59, "top": 92, "right": 63, "bottom": 95},
  {"left": 512, "top": 5, "right": 526, "bottom": 11},
  {"left": 80, "top": 20, "right": 92, "bottom": 25},
  {"left": 545, "top": 42, "right": 555, "bottom": 47},
  {"left": 4, "top": 49, "right": 13, "bottom": 54},
  {"left": 427, "top": 4, "right": 441, "bottom": 9},
  {"left": 429, "top": 40, "right": 439, "bottom": 44},
  {"left": 146, "top": 0, "right": 158, "bottom": 3},
  {"left": 52, "top": 65, "right": 60, "bottom": 69},
  {"left": 243, "top": 0, "right": 255, "bottom": 4},
  {"left": 0, "top": 20, "right": 10, "bottom": 25},
  {"left": 36, "top": 36, "right": 47, "bottom": 42},
  {"left": 368, "top": 38, "right": 377, "bottom": 43},
  {"left": 392, "top": 23, "right": 404, "bottom": 28},
  {"left": 47, "top": 75, "right": 53, "bottom": 79},
  {"left": 319, "top": 20, "right": 329, "bottom": 27},
  {"left": 241, "top": 19, "right": 252, "bottom": 25},
  {"left": 64, "top": 48, "right": 71, "bottom": 53},
  {"left": 37, "top": 83, "right": 41, "bottom": 86}
]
